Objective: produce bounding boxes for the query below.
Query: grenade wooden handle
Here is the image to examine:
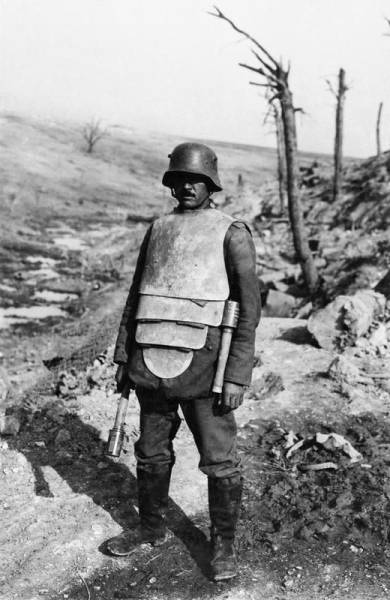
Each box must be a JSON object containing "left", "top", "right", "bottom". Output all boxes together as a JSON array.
[{"left": 212, "top": 301, "right": 240, "bottom": 394}]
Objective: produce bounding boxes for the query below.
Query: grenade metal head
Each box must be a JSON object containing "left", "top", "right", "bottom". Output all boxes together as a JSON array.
[
  {"left": 162, "top": 143, "right": 223, "bottom": 192},
  {"left": 106, "top": 426, "right": 125, "bottom": 458}
]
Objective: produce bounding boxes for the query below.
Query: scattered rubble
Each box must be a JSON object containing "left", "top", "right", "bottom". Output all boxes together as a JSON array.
[
  {"left": 308, "top": 290, "right": 386, "bottom": 351},
  {"left": 343, "top": 291, "right": 386, "bottom": 338},
  {"left": 284, "top": 429, "right": 362, "bottom": 466},
  {"left": 314, "top": 432, "right": 362, "bottom": 463},
  {"left": 239, "top": 414, "right": 390, "bottom": 546},
  {"left": 327, "top": 355, "right": 366, "bottom": 386},
  {"left": 247, "top": 371, "right": 284, "bottom": 401},
  {"left": 262, "top": 289, "right": 299, "bottom": 318},
  {"left": 0, "top": 413, "right": 21, "bottom": 436},
  {"left": 375, "top": 269, "right": 390, "bottom": 299},
  {"left": 53, "top": 352, "right": 115, "bottom": 398},
  {"left": 54, "top": 428, "right": 72, "bottom": 446}
]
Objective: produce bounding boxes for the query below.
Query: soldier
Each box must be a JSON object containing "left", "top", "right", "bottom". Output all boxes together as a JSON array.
[{"left": 107, "top": 142, "right": 261, "bottom": 581}]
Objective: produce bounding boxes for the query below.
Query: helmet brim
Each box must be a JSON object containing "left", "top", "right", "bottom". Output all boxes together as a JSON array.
[{"left": 162, "top": 169, "right": 222, "bottom": 192}]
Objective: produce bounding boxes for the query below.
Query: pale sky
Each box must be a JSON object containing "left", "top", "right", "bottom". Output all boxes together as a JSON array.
[{"left": 1, "top": 0, "right": 390, "bottom": 157}]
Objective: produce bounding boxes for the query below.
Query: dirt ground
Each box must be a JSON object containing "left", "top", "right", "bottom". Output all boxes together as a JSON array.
[
  {"left": 2, "top": 114, "right": 390, "bottom": 600},
  {"left": 2, "top": 318, "right": 390, "bottom": 600}
]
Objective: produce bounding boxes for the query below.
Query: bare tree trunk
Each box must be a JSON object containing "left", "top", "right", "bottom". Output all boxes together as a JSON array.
[
  {"left": 273, "top": 104, "right": 287, "bottom": 214},
  {"left": 376, "top": 101, "right": 383, "bottom": 156},
  {"left": 333, "top": 68, "right": 347, "bottom": 202},
  {"left": 280, "top": 84, "right": 319, "bottom": 295},
  {"left": 210, "top": 6, "right": 319, "bottom": 296}
]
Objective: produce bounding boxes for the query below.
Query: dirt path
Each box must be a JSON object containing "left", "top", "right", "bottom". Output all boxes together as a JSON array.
[{"left": 1, "top": 318, "right": 390, "bottom": 600}]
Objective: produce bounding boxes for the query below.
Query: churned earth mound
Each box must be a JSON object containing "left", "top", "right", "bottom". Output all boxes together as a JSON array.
[
  {"left": 304, "top": 151, "right": 390, "bottom": 233},
  {"left": 302, "top": 152, "right": 390, "bottom": 298},
  {"left": 253, "top": 152, "right": 390, "bottom": 309}
]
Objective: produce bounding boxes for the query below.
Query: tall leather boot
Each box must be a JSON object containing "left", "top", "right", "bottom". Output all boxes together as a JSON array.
[
  {"left": 106, "top": 463, "right": 172, "bottom": 556},
  {"left": 208, "top": 476, "right": 243, "bottom": 581}
]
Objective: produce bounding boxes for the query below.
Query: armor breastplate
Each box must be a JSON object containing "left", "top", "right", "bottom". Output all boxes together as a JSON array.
[
  {"left": 139, "top": 209, "right": 234, "bottom": 301},
  {"left": 136, "top": 209, "right": 235, "bottom": 379}
]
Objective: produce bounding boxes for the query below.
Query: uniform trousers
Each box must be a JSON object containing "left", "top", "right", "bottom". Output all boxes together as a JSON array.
[{"left": 134, "top": 386, "right": 242, "bottom": 480}]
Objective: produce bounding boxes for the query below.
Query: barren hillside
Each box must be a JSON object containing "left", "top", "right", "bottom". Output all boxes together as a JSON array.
[
  {"left": 3, "top": 115, "right": 390, "bottom": 600},
  {"left": 0, "top": 113, "right": 329, "bottom": 393}
]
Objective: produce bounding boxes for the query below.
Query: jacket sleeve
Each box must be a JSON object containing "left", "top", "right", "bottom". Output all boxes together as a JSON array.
[
  {"left": 113, "top": 226, "right": 152, "bottom": 364},
  {"left": 223, "top": 221, "right": 261, "bottom": 386}
]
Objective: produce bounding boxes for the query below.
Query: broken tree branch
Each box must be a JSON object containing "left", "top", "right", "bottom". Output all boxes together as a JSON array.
[
  {"left": 251, "top": 49, "right": 276, "bottom": 74},
  {"left": 249, "top": 81, "right": 272, "bottom": 87},
  {"left": 239, "top": 62, "right": 279, "bottom": 86},
  {"left": 209, "top": 5, "right": 279, "bottom": 69},
  {"left": 326, "top": 79, "right": 337, "bottom": 98}
]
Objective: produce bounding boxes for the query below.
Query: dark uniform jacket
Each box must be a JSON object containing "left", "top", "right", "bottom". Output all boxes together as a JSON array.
[{"left": 114, "top": 217, "right": 261, "bottom": 400}]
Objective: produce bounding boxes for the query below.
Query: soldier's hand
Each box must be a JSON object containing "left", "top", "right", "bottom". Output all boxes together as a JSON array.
[
  {"left": 221, "top": 382, "right": 245, "bottom": 412},
  {"left": 115, "top": 363, "right": 131, "bottom": 393}
]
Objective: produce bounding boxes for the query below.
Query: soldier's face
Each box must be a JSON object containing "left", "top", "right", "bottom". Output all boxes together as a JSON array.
[{"left": 171, "top": 173, "right": 210, "bottom": 210}]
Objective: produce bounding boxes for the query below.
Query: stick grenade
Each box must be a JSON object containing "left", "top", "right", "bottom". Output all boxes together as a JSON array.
[
  {"left": 212, "top": 300, "right": 240, "bottom": 394},
  {"left": 106, "top": 381, "right": 132, "bottom": 458}
]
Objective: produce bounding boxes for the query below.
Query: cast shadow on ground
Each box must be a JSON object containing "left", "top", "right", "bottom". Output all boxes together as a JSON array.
[
  {"left": 277, "top": 325, "right": 317, "bottom": 346},
  {"left": 7, "top": 398, "right": 211, "bottom": 582}
]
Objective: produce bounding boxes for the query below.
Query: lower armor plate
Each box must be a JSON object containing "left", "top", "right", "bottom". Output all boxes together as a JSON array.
[{"left": 142, "top": 347, "right": 193, "bottom": 379}]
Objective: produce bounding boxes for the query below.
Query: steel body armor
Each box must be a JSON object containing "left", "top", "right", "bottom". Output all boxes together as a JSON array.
[{"left": 136, "top": 209, "right": 235, "bottom": 378}]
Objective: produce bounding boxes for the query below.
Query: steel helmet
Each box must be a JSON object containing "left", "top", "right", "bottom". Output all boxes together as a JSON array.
[{"left": 162, "top": 143, "right": 222, "bottom": 192}]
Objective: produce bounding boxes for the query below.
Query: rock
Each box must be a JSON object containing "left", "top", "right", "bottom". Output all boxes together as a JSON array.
[
  {"left": 282, "top": 577, "right": 295, "bottom": 590},
  {"left": 0, "top": 414, "right": 21, "bottom": 436},
  {"left": 328, "top": 355, "right": 363, "bottom": 386},
  {"left": 308, "top": 295, "right": 348, "bottom": 350},
  {"left": 368, "top": 323, "right": 388, "bottom": 349},
  {"left": 378, "top": 379, "right": 390, "bottom": 394},
  {"left": 45, "top": 404, "right": 67, "bottom": 425},
  {"left": 343, "top": 291, "right": 385, "bottom": 337},
  {"left": 0, "top": 378, "right": 8, "bottom": 404},
  {"left": 253, "top": 353, "right": 262, "bottom": 368},
  {"left": 34, "top": 441, "right": 46, "bottom": 448},
  {"left": 295, "top": 301, "right": 312, "bottom": 319},
  {"left": 56, "top": 371, "right": 80, "bottom": 396},
  {"left": 263, "top": 289, "right": 297, "bottom": 317},
  {"left": 260, "top": 271, "right": 287, "bottom": 284},
  {"left": 308, "top": 290, "right": 386, "bottom": 350},
  {"left": 248, "top": 371, "right": 284, "bottom": 400},
  {"left": 315, "top": 432, "right": 362, "bottom": 463},
  {"left": 54, "top": 428, "right": 71, "bottom": 446},
  {"left": 54, "top": 450, "right": 73, "bottom": 465},
  {"left": 375, "top": 269, "right": 390, "bottom": 298},
  {"left": 273, "top": 280, "right": 289, "bottom": 293}
]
